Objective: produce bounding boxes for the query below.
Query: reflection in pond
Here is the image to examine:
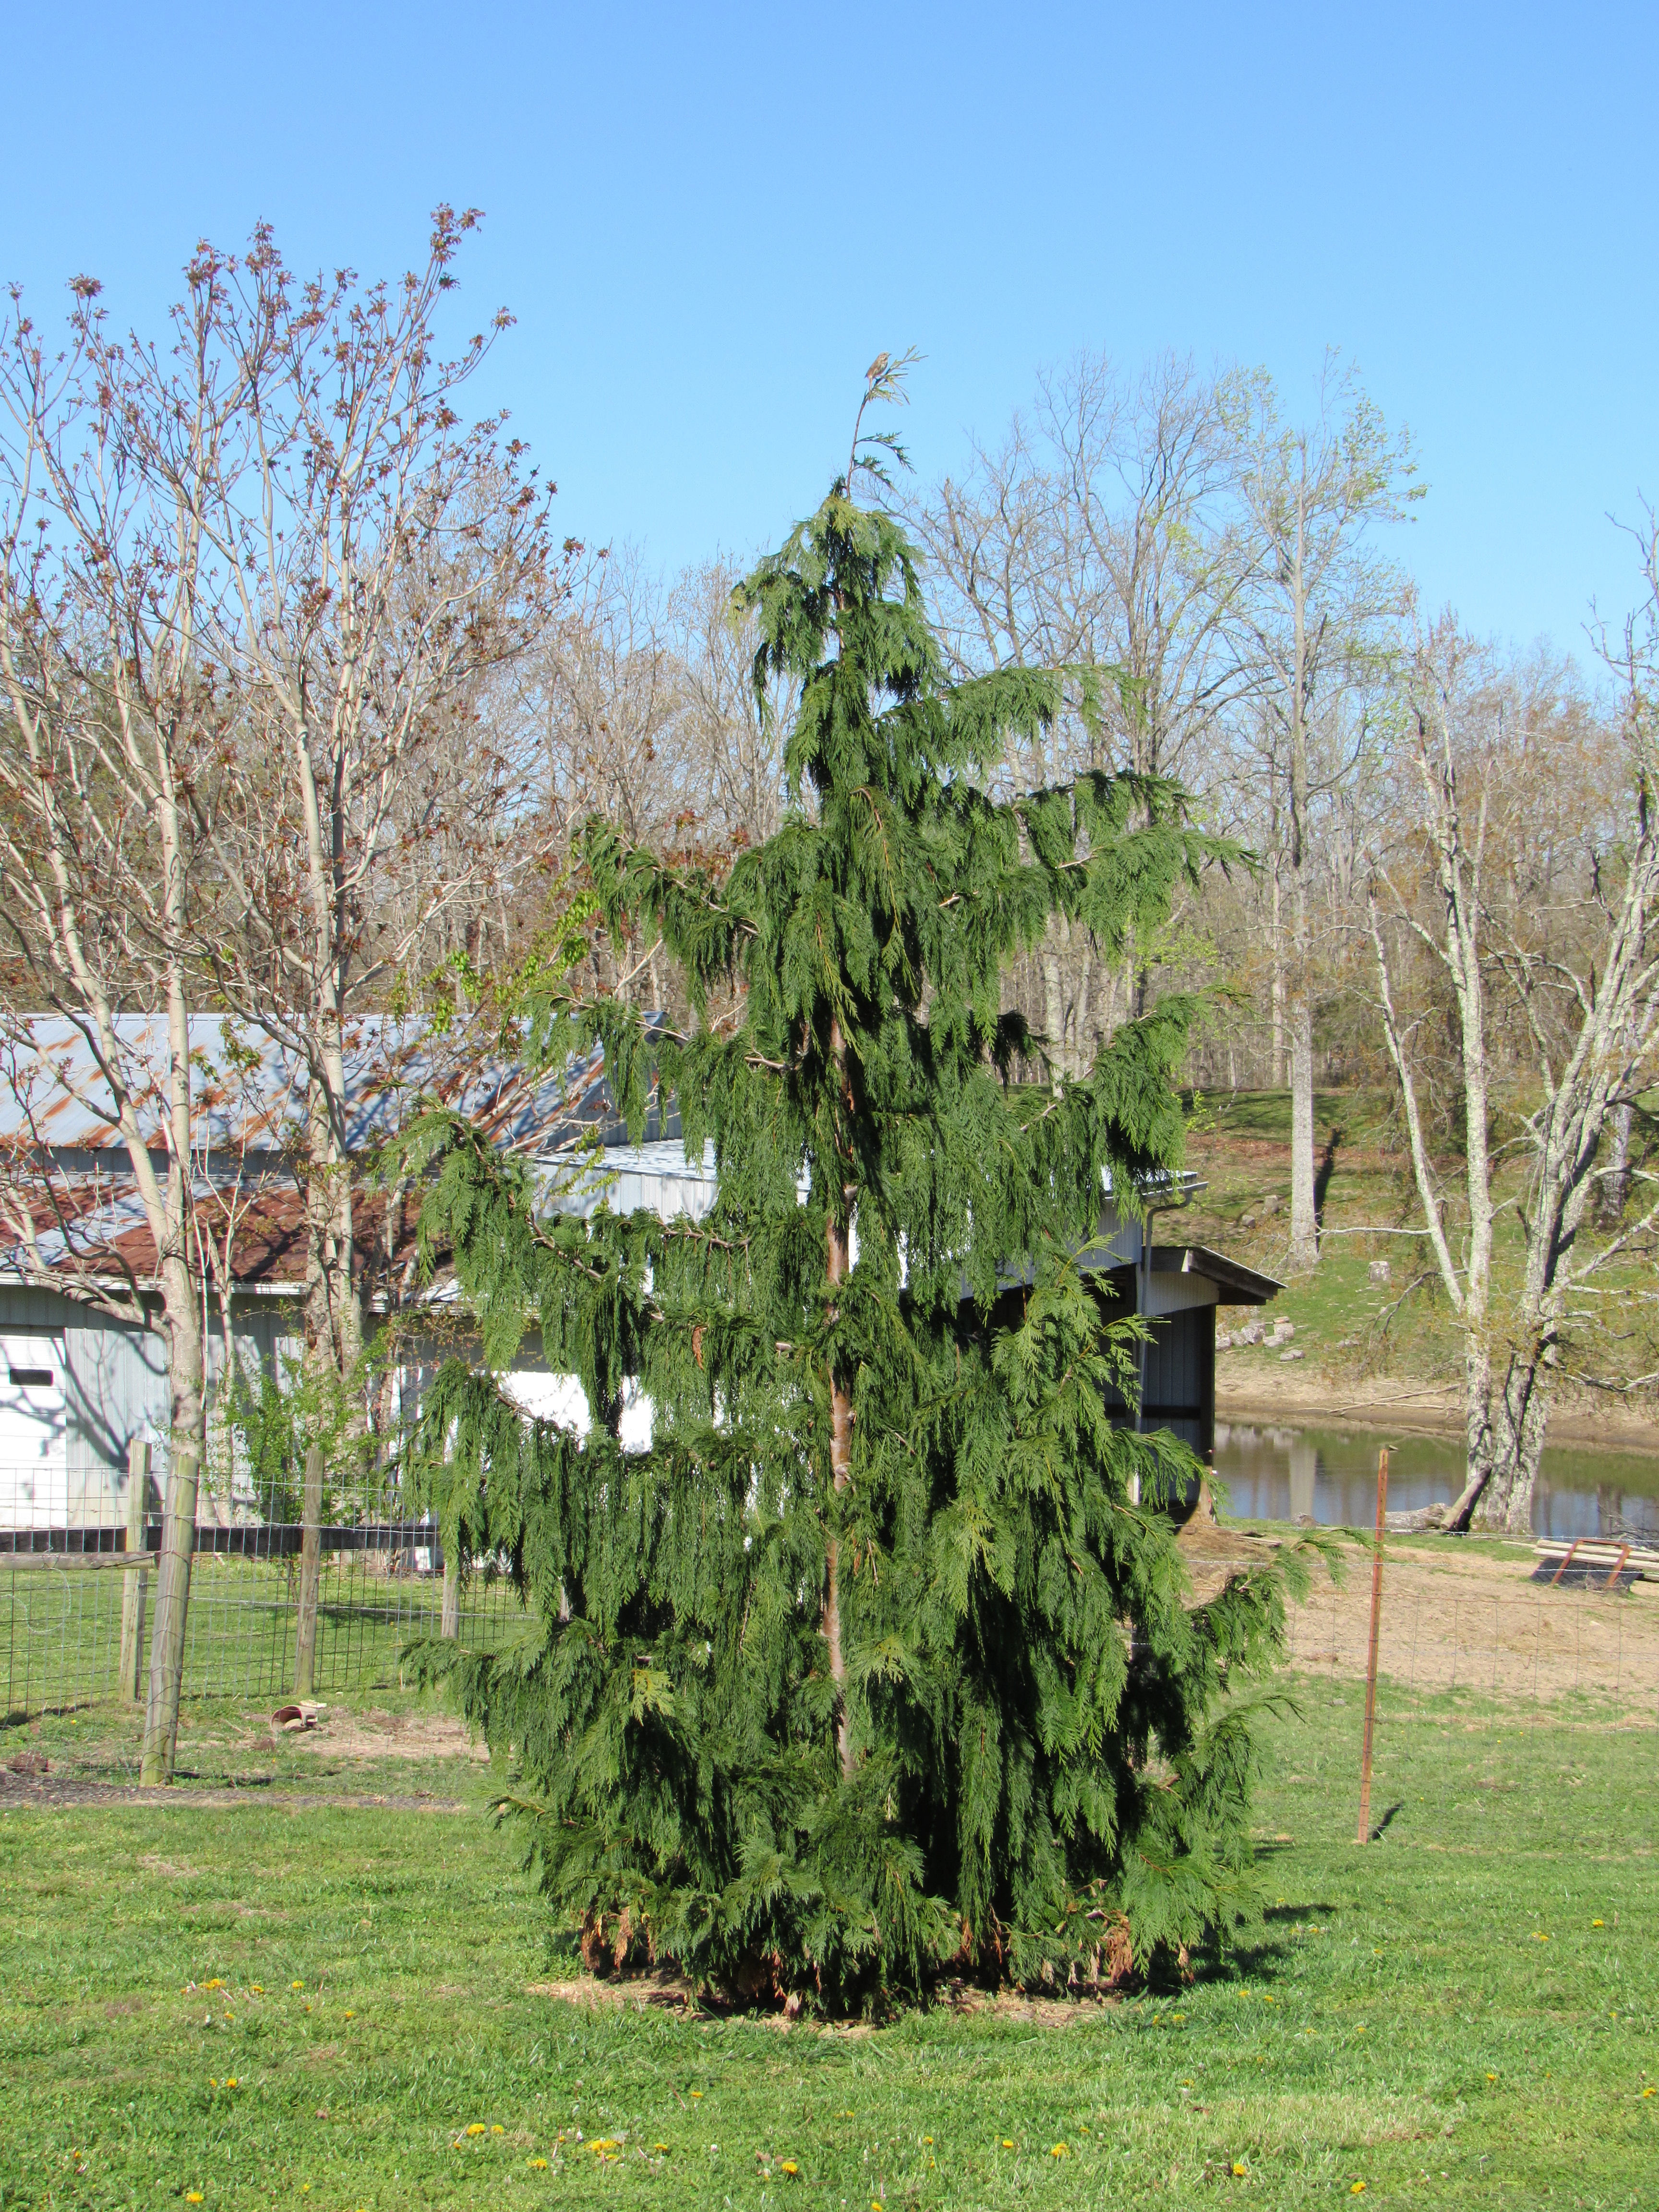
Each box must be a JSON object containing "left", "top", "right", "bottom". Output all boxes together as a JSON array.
[{"left": 1211, "top": 1420, "right": 1659, "bottom": 1539}]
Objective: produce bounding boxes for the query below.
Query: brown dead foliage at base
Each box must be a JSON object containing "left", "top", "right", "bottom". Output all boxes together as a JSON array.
[{"left": 522, "top": 1971, "right": 1133, "bottom": 2028}]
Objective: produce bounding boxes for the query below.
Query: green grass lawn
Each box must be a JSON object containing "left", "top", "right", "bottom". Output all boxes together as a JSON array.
[{"left": 2, "top": 1672, "right": 1655, "bottom": 2210}]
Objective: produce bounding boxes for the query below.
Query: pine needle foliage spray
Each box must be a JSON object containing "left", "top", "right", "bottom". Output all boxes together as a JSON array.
[{"left": 400, "top": 386, "right": 1319, "bottom": 2008}]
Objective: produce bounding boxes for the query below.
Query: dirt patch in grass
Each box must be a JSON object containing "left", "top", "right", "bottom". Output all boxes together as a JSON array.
[
  {"left": 1282, "top": 1531, "right": 1659, "bottom": 1701},
  {"left": 287, "top": 1707, "right": 489, "bottom": 1764},
  {"left": 527, "top": 1972, "right": 699, "bottom": 2014}
]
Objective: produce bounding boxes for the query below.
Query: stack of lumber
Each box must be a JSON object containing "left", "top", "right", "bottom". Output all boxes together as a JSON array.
[{"left": 1530, "top": 1537, "right": 1659, "bottom": 1589}]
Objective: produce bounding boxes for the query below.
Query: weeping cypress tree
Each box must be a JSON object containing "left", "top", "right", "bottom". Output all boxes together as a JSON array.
[{"left": 402, "top": 410, "right": 1316, "bottom": 2004}]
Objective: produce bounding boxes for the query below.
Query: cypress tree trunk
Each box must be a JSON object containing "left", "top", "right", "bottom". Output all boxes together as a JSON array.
[{"left": 824, "top": 1019, "right": 855, "bottom": 1783}]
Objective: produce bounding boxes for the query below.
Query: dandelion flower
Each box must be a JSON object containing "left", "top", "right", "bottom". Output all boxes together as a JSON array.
[
  {"left": 466, "top": 2124, "right": 487, "bottom": 2137},
  {"left": 225, "top": 2078, "right": 238, "bottom": 2089},
  {"left": 251, "top": 1984, "right": 264, "bottom": 1994},
  {"left": 690, "top": 2090, "right": 703, "bottom": 2099},
  {"left": 528, "top": 2157, "right": 548, "bottom": 2169},
  {"left": 291, "top": 1981, "right": 303, "bottom": 1991},
  {"left": 781, "top": 2161, "right": 799, "bottom": 2175},
  {"left": 1592, "top": 1919, "right": 1605, "bottom": 1928},
  {"left": 1231, "top": 2161, "right": 1248, "bottom": 2177},
  {"left": 1534, "top": 1932, "right": 1549, "bottom": 1942},
  {"left": 1644, "top": 2087, "right": 1656, "bottom": 2099},
  {"left": 204, "top": 1979, "right": 224, "bottom": 1991},
  {"left": 921, "top": 2136, "right": 933, "bottom": 2145},
  {"left": 652, "top": 2144, "right": 669, "bottom": 2153},
  {"left": 1000, "top": 2138, "right": 1015, "bottom": 2149},
  {"left": 1351, "top": 2186, "right": 1367, "bottom": 2197},
  {"left": 185, "top": 2196, "right": 204, "bottom": 2205},
  {"left": 344, "top": 2011, "right": 355, "bottom": 2021},
  {"left": 1051, "top": 2142, "right": 1069, "bottom": 2157},
  {"left": 1486, "top": 2073, "right": 1497, "bottom": 2082},
  {"left": 491, "top": 2125, "right": 504, "bottom": 2135}
]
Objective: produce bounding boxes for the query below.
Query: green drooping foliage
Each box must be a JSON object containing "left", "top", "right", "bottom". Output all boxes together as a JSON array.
[{"left": 400, "top": 480, "right": 1318, "bottom": 2006}]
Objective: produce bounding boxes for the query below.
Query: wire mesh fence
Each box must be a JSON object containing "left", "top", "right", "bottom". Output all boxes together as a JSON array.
[
  {"left": 0, "top": 1451, "right": 532, "bottom": 1720},
  {"left": 0, "top": 1553, "right": 532, "bottom": 1719},
  {"left": 1274, "top": 1539, "right": 1659, "bottom": 1855},
  {"left": 6, "top": 1438, "right": 1658, "bottom": 1840}
]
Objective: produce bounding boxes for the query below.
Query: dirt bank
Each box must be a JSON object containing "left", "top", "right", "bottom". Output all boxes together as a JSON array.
[{"left": 1216, "top": 1354, "right": 1659, "bottom": 1455}]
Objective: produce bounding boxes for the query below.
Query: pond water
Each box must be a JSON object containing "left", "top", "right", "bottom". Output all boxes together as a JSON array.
[{"left": 1212, "top": 1419, "right": 1659, "bottom": 1539}]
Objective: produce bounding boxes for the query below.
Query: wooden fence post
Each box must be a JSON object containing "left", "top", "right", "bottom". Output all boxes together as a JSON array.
[
  {"left": 440, "top": 1542, "right": 460, "bottom": 1638},
  {"left": 292, "top": 1443, "right": 324, "bottom": 1697},
  {"left": 139, "top": 1448, "right": 200, "bottom": 1786},
  {"left": 116, "top": 1439, "right": 151, "bottom": 1703}
]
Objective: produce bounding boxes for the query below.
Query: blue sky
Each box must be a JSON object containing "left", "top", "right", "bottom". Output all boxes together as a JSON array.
[{"left": 3, "top": 2, "right": 1653, "bottom": 654}]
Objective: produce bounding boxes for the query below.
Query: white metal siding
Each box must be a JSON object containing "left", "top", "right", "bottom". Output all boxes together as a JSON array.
[{"left": 0, "top": 1285, "right": 300, "bottom": 1526}]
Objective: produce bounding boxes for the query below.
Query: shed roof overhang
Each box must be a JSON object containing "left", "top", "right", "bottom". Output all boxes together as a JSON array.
[{"left": 1148, "top": 1244, "right": 1281, "bottom": 1306}]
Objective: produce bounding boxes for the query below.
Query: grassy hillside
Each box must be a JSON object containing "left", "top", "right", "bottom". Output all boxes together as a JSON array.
[{"left": 1175, "top": 1088, "right": 1659, "bottom": 1416}]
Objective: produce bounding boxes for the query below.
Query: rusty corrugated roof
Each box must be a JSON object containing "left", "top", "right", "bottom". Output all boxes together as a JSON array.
[{"left": 0, "top": 1015, "right": 611, "bottom": 1155}]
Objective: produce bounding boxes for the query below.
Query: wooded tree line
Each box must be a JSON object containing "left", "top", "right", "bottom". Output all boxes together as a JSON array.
[
  {"left": 538, "top": 350, "right": 1659, "bottom": 1530},
  {"left": 1, "top": 216, "right": 1655, "bottom": 1536}
]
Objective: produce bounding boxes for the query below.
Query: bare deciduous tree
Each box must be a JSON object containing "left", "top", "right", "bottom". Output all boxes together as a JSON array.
[
  {"left": 0, "top": 274, "right": 218, "bottom": 1467},
  {"left": 1234, "top": 357, "right": 1418, "bottom": 1270},
  {"left": 121, "top": 212, "right": 557, "bottom": 1380},
  {"left": 1368, "top": 598, "right": 1659, "bottom": 1531},
  {"left": 668, "top": 555, "right": 790, "bottom": 850},
  {"left": 903, "top": 353, "right": 1251, "bottom": 1077}
]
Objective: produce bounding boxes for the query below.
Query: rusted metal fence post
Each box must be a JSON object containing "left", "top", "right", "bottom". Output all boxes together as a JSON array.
[
  {"left": 139, "top": 1447, "right": 200, "bottom": 1786},
  {"left": 292, "top": 1443, "right": 325, "bottom": 1696},
  {"left": 1357, "top": 1445, "right": 1390, "bottom": 1844},
  {"left": 117, "top": 1439, "right": 151, "bottom": 1703}
]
